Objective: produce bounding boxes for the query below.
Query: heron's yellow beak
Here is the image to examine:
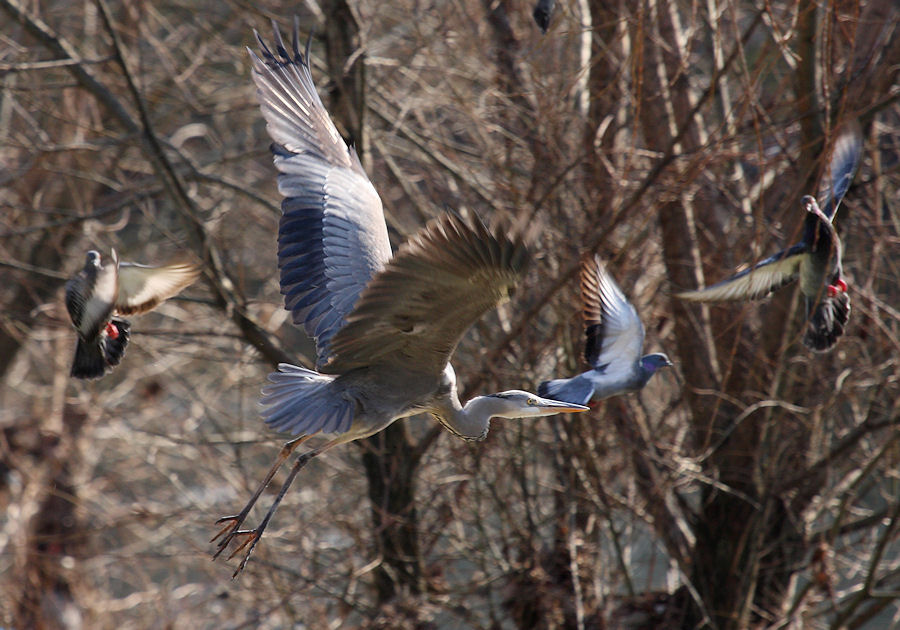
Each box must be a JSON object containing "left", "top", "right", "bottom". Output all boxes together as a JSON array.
[{"left": 536, "top": 398, "right": 590, "bottom": 413}]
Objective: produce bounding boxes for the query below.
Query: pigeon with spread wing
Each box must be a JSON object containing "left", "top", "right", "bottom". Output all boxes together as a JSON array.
[{"left": 676, "top": 126, "right": 863, "bottom": 351}]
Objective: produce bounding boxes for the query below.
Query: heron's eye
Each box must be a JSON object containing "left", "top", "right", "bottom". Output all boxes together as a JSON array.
[{"left": 527, "top": 398, "right": 536, "bottom": 406}]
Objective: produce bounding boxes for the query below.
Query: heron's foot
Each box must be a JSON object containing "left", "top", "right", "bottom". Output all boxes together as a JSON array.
[
  {"left": 211, "top": 516, "right": 263, "bottom": 577},
  {"left": 211, "top": 514, "right": 246, "bottom": 558},
  {"left": 225, "top": 529, "right": 262, "bottom": 577}
]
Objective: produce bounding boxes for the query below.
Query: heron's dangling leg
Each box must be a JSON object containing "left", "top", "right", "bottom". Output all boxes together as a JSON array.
[
  {"left": 211, "top": 434, "right": 313, "bottom": 557},
  {"left": 215, "top": 436, "right": 344, "bottom": 578}
]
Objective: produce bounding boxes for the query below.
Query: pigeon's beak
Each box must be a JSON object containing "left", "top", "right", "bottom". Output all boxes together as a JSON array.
[{"left": 535, "top": 397, "right": 590, "bottom": 413}]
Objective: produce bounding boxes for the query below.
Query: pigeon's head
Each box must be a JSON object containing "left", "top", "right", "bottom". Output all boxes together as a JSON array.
[
  {"left": 801, "top": 195, "right": 825, "bottom": 218},
  {"left": 84, "top": 250, "right": 102, "bottom": 269},
  {"left": 640, "top": 353, "right": 673, "bottom": 374}
]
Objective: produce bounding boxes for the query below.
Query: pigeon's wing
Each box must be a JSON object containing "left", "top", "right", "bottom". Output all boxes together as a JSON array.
[
  {"left": 324, "top": 213, "right": 530, "bottom": 378},
  {"left": 250, "top": 22, "right": 393, "bottom": 368},
  {"left": 115, "top": 262, "right": 200, "bottom": 315},
  {"left": 64, "top": 271, "right": 89, "bottom": 327},
  {"left": 581, "top": 255, "right": 644, "bottom": 374},
  {"left": 675, "top": 244, "right": 807, "bottom": 302},
  {"left": 818, "top": 122, "right": 864, "bottom": 221}
]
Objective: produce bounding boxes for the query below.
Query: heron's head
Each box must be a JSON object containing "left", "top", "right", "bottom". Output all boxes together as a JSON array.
[
  {"left": 487, "top": 390, "right": 589, "bottom": 418},
  {"left": 640, "top": 353, "right": 673, "bottom": 374}
]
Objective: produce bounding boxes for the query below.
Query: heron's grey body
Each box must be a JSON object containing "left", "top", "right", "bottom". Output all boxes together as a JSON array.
[
  {"left": 64, "top": 249, "right": 199, "bottom": 379},
  {"left": 212, "top": 21, "right": 588, "bottom": 576},
  {"left": 675, "top": 125, "right": 862, "bottom": 351},
  {"left": 538, "top": 256, "right": 672, "bottom": 406}
]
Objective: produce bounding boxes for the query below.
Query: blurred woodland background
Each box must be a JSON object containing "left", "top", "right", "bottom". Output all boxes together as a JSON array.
[{"left": 1, "top": 0, "right": 899, "bottom": 628}]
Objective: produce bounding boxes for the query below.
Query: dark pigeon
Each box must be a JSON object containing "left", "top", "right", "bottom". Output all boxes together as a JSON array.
[
  {"left": 65, "top": 249, "right": 200, "bottom": 379},
  {"left": 676, "top": 125, "right": 863, "bottom": 352}
]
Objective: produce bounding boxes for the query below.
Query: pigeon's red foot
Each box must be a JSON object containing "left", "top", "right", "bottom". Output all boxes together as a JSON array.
[
  {"left": 105, "top": 321, "right": 120, "bottom": 340},
  {"left": 827, "top": 279, "right": 848, "bottom": 297}
]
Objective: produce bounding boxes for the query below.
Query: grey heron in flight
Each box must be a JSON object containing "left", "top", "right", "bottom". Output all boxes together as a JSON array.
[
  {"left": 675, "top": 124, "right": 863, "bottom": 351},
  {"left": 211, "top": 21, "right": 588, "bottom": 577},
  {"left": 65, "top": 249, "right": 199, "bottom": 379},
  {"left": 538, "top": 255, "right": 672, "bottom": 405}
]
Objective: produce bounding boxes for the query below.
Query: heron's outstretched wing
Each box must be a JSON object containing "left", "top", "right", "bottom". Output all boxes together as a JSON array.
[
  {"left": 324, "top": 213, "right": 530, "bottom": 377},
  {"left": 818, "top": 122, "right": 863, "bottom": 221},
  {"left": 675, "top": 243, "right": 806, "bottom": 302},
  {"left": 581, "top": 256, "right": 644, "bottom": 373},
  {"left": 114, "top": 262, "right": 200, "bottom": 316},
  {"left": 250, "top": 21, "right": 392, "bottom": 368}
]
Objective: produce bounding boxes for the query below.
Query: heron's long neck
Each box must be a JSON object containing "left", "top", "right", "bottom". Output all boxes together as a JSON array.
[{"left": 433, "top": 395, "right": 503, "bottom": 442}]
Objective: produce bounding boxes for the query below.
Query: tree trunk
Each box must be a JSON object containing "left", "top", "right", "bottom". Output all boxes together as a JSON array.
[{"left": 321, "top": 0, "right": 427, "bottom": 607}]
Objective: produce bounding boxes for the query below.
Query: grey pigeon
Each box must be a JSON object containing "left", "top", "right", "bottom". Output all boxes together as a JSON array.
[
  {"left": 538, "top": 255, "right": 672, "bottom": 406},
  {"left": 65, "top": 249, "right": 200, "bottom": 379},
  {"left": 676, "top": 125, "right": 863, "bottom": 352}
]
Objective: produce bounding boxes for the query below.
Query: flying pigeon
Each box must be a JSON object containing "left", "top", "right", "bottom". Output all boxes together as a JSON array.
[
  {"left": 65, "top": 249, "right": 201, "bottom": 379},
  {"left": 538, "top": 255, "right": 673, "bottom": 406},
  {"left": 675, "top": 126, "right": 863, "bottom": 352}
]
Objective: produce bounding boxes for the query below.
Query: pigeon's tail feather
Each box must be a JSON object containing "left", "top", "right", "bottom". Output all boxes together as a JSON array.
[
  {"left": 101, "top": 317, "right": 131, "bottom": 368},
  {"left": 71, "top": 318, "right": 131, "bottom": 379},
  {"left": 803, "top": 292, "right": 850, "bottom": 352},
  {"left": 537, "top": 374, "right": 595, "bottom": 406},
  {"left": 71, "top": 338, "right": 107, "bottom": 379}
]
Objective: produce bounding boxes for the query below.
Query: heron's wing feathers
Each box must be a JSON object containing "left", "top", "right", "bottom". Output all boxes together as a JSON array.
[
  {"left": 114, "top": 262, "right": 201, "bottom": 315},
  {"left": 675, "top": 244, "right": 806, "bottom": 302},
  {"left": 581, "top": 256, "right": 644, "bottom": 373},
  {"left": 818, "top": 122, "right": 863, "bottom": 220},
  {"left": 251, "top": 23, "right": 392, "bottom": 367},
  {"left": 325, "top": 213, "right": 530, "bottom": 376}
]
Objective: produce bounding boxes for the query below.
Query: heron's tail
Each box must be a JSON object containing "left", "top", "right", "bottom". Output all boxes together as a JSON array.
[
  {"left": 537, "top": 374, "right": 595, "bottom": 406},
  {"left": 803, "top": 292, "right": 850, "bottom": 352},
  {"left": 259, "top": 363, "right": 354, "bottom": 435},
  {"left": 70, "top": 318, "right": 131, "bottom": 379}
]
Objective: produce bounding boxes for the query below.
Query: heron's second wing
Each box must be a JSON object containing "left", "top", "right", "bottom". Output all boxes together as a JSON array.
[
  {"left": 251, "top": 22, "right": 392, "bottom": 367},
  {"left": 324, "top": 213, "right": 531, "bottom": 376},
  {"left": 114, "top": 262, "right": 200, "bottom": 315},
  {"left": 675, "top": 244, "right": 806, "bottom": 302},
  {"left": 581, "top": 256, "right": 644, "bottom": 373}
]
